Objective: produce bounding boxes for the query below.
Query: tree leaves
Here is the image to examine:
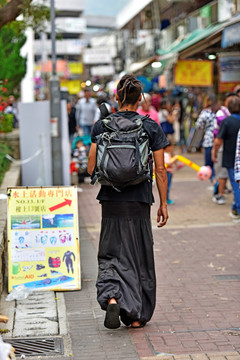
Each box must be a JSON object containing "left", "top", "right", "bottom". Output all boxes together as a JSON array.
[
  {"left": 0, "top": 24, "right": 27, "bottom": 96},
  {"left": 0, "top": 0, "right": 50, "bottom": 31}
]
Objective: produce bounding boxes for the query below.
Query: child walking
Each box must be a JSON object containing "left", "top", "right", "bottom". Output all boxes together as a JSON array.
[
  {"left": 164, "top": 143, "right": 184, "bottom": 204},
  {"left": 164, "top": 144, "right": 175, "bottom": 204}
]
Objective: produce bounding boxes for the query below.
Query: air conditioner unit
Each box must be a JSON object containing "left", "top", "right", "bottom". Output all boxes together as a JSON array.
[
  {"left": 237, "top": 0, "right": 240, "bottom": 13},
  {"left": 201, "top": 16, "right": 210, "bottom": 28},
  {"left": 231, "top": 2, "right": 237, "bottom": 15},
  {"left": 177, "top": 25, "right": 185, "bottom": 38},
  {"left": 187, "top": 17, "right": 204, "bottom": 32},
  {"left": 160, "top": 28, "right": 172, "bottom": 49}
]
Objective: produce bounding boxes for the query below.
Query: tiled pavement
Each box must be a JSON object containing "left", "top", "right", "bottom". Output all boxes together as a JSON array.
[
  {"left": 69, "top": 151, "right": 240, "bottom": 360},
  {"left": 3, "top": 152, "right": 239, "bottom": 360}
]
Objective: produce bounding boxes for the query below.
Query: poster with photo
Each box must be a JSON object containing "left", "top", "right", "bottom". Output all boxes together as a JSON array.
[
  {"left": 7, "top": 186, "right": 81, "bottom": 292},
  {"left": 218, "top": 52, "right": 240, "bottom": 92}
]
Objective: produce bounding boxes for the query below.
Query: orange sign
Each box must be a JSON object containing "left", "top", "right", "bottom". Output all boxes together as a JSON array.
[
  {"left": 219, "top": 82, "right": 239, "bottom": 92},
  {"left": 174, "top": 60, "right": 213, "bottom": 87},
  {"left": 39, "top": 60, "right": 68, "bottom": 74}
]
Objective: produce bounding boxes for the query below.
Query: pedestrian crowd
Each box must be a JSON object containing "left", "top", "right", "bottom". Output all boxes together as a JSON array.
[
  {"left": 194, "top": 91, "right": 240, "bottom": 222},
  {"left": 67, "top": 83, "right": 240, "bottom": 222}
]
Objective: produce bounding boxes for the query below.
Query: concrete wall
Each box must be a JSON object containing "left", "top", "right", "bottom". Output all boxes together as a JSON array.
[{"left": 0, "top": 164, "right": 21, "bottom": 294}]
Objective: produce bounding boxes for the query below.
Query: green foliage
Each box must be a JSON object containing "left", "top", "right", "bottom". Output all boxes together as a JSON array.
[
  {"left": 0, "top": 24, "right": 27, "bottom": 96},
  {"left": 0, "top": 143, "right": 10, "bottom": 185},
  {"left": 0, "top": 113, "right": 13, "bottom": 132},
  {"left": 21, "top": 0, "right": 50, "bottom": 32},
  {"left": 0, "top": 79, "right": 14, "bottom": 132},
  {"left": 0, "top": 0, "right": 50, "bottom": 32},
  {"left": 0, "top": 0, "right": 7, "bottom": 7}
]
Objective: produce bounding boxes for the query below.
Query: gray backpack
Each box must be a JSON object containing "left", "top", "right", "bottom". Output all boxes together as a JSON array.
[{"left": 91, "top": 114, "right": 152, "bottom": 191}]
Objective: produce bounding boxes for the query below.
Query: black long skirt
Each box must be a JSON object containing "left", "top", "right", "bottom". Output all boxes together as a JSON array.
[{"left": 96, "top": 201, "right": 156, "bottom": 325}]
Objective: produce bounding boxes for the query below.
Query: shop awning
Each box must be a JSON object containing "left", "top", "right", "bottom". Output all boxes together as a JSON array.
[
  {"left": 157, "top": 23, "right": 224, "bottom": 60},
  {"left": 129, "top": 56, "right": 157, "bottom": 73}
]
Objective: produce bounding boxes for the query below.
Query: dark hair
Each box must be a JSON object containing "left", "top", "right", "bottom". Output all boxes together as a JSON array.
[
  {"left": 206, "top": 93, "right": 217, "bottom": 106},
  {"left": 160, "top": 99, "right": 169, "bottom": 108},
  {"left": 225, "top": 92, "right": 237, "bottom": 99},
  {"left": 96, "top": 96, "right": 107, "bottom": 106},
  {"left": 117, "top": 74, "right": 143, "bottom": 106},
  {"left": 228, "top": 96, "right": 240, "bottom": 114},
  {"left": 236, "top": 88, "right": 240, "bottom": 95}
]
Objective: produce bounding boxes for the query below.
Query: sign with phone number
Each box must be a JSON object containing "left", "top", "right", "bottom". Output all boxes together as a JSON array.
[{"left": 7, "top": 186, "right": 81, "bottom": 292}]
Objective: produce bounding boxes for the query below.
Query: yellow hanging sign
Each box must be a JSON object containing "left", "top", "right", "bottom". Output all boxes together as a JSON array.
[
  {"left": 60, "top": 79, "right": 81, "bottom": 94},
  {"left": 174, "top": 60, "right": 213, "bottom": 87},
  {"left": 68, "top": 62, "right": 83, "bottom": 74}
]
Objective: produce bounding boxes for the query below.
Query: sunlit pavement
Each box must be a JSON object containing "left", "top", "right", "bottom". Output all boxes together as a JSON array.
[
  {"left": 64, "top": 150, "right": 240, "bottom": 360},
  {"left": 6, "top": 153, "right": 238, "bottom": 359}
]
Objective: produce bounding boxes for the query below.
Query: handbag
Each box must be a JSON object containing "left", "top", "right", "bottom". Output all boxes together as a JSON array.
[{"left": 187, "top": 127, "right": 205, "bottom": 150}]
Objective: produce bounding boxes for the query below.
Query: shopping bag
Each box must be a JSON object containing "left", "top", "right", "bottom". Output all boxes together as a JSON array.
[{"left": 187, "top": 127, "right": 205, "bottom": 150}]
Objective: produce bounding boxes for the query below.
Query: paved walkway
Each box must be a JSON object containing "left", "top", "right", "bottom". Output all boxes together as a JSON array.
[
  {"left": 1, "top": 151, "right": 240, "bottom": 360},
  {"left": 70, "top": 151, "right": 240, "bottom": 360}
]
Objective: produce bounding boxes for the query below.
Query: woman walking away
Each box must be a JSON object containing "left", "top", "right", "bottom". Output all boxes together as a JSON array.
[
  {"left": 158, "top": 99, "right": 175, "bottom": 145},
  {"left": 235, "top": 129, "right": 240, "bottom": 185},
  {"left": 88, "top": 74, "right": 169, "bottom": 329},
  {"left": 196, "top": 94, "right": 218, "bottom": 185}
]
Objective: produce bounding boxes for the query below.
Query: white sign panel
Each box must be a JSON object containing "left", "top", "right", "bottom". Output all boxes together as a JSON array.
[
  {"left": 56, "top": 17, "right": 86, "bottom": 33},
  {"left": 65, "top": 40, "right": 84, "bottom": 55},
  {"left": 91, "top": 65, "right": 115, "bottom": 76},
  {"left": 19, "top": 101, "right": 52, "bottom": 186},
  {"left": 83, "top": 47, "right": 113, "bottom": 64},
  {"left": 90, "top": 34, "right": 116, "bottom": 48},
  {"left": 61, "top": 100, "right": 71, "bottom": 186},
  {"left": 218, "top": 0, "right": 233, "bottom": 22}
]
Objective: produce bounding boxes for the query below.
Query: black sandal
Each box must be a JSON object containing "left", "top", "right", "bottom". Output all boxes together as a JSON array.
[
  {"left": 120, "top": 309, "right": 132, "bottom": 326},
  {"left": 104, "top": 304, "right": 120, "bottom": 329}
]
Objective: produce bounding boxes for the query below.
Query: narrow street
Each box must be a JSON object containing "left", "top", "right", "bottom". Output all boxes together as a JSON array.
[
  {"left": 1, "top": 0, "right": 240, "bottom": 358},
  {"left": 67, "top": 151, "right": 240, "bottom": 359},
  {"left": 1, "top": 151, "right": 240, "bottom": 360}
]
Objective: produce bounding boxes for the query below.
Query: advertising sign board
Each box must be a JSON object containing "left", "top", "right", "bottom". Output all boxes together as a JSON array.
[
  {"left": 218, "top": 52, "right": 240, "bottom": 92},
  {"left": 174, "top": 60, "right": 213, "bottom": 87},
  {"left": 7, "top": 186, "right": 81, "bottom": 292}
]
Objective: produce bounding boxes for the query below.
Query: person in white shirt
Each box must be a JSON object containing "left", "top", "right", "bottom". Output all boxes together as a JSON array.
[
  {"left": 76, "top": 89, "right": 99, "bottom": 136},
  {"left": 235, "top": 129, "right": 240, "bottom": 184},
  {"left": 212, "top": 93, "right": 232, "bottom": 204}
]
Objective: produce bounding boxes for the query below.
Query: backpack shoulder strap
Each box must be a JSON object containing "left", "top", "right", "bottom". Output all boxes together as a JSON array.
[
  {"left": 101, "top": 114, "right": 116, "bottom": 131},
  {"left": 138, "top": 114, "right": 150, "bottom": 120}
]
